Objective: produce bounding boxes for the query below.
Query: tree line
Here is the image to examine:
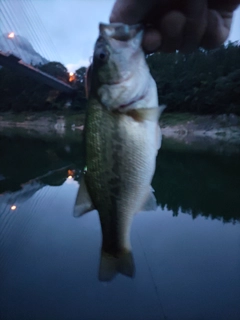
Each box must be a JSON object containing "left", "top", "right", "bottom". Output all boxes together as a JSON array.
[
  {"left": 0, "top": 62, "right": 87, "bottom": 112},
  {"left": 147, "top": 41, "right": 240, "bottom": 115},
  {"left": 0, "top": 41, "right": 239, "bottom": 114}
]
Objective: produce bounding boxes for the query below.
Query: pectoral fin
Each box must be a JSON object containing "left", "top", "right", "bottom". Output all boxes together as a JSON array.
[
  {"left": 128, "top": 104, "right": 166, "bottom": 122},
  {"left": 73, "top": 174, "right": 95, "bottom": 217},
  {"left": 99, "top": 250, "right": 135, "bottom": 282},
  {"left": 156, "top": 123, "right": 162, "bottom": 151}
]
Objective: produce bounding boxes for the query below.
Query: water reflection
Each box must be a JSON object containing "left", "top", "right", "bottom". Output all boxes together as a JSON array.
[
  {"left": 1, "top": 132, "right": 239, "bottom": 222},
  {"left": 0, "top": 133, "right": 84, "bottom": 193},
  {"left": 0, "top": 132, "right": 240, "bottom": 319},
  {"left": 153, "top": 142, "right": 240, "bottom": 223},
  {"left": 1, "top": 178, "right": 239, "bottom": 320}
]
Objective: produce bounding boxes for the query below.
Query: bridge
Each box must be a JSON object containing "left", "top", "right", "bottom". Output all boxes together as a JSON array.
[
  {"left": 0, "top": 51, "right": 75, "bottom": 94},
  {"left": 0, "top": 0, "right": 76, "bottom": 94}
]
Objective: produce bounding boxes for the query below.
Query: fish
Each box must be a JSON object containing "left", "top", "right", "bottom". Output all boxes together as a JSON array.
[{"left": 74, "top": 22, "right": 165, "bottom": 281}]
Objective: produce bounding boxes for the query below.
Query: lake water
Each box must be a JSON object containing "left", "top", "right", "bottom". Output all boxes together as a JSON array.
[{"left": 0, "top": 130, "right": 240, "bottom": 320}]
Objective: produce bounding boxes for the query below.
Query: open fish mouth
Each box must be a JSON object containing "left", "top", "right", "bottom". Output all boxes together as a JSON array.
[{"left": 99, "top": 23, "right": 143, "bottom": 41}]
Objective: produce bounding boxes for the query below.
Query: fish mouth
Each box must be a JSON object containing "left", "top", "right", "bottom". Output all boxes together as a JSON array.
[
  {"left": 99, "top": 23, "right": 143, "bottom": 41},
  {"left": 118, "top": 94, "right": 145, "bottom": 111}
]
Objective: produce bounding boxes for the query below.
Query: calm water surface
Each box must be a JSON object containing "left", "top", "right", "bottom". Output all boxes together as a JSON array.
[{"left": 0, "top": 130, "right": 240, "bottom": 320}]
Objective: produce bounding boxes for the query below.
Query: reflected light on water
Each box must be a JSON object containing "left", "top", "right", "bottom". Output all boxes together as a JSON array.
[
  {"left": 66, "top": 176, "right": 77, "bottom": 185},
  {"left": 10, "top": 205, "right": 17, "bottom": 210},
  {"left": 67, "top": 169, "right": 75, "bottom": 179}
]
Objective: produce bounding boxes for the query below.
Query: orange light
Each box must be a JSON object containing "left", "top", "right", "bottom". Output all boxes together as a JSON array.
[
  {"left": 11, "top": 205, "right": 17, "bottom": 210},
  {"left": 68, "top": 169, "right": 75, "bottom": 176},
  {"left": 8, "top": 32, "right": 15, "bottom": 38},
  {"left": 69, "top": 72, "right": 75, "bottom": 82}
]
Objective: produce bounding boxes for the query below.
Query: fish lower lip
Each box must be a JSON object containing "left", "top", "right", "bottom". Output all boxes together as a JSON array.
[
  {"left": 106, "top": 80, "right": 122, "bottom": 85},
  {"left": 119, "top": 102, "right": 134, "bottom": 109},
  {"left": 118, "top": 95, "right": 145, "bottom": 110},
  {"left": 106, "top": 76, "right": 131, "bottom": 86}
]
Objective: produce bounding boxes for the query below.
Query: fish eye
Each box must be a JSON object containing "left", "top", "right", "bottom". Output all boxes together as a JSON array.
[
  {"left": 99, "top": 53, "right": 106, "bottom": 60},
  {"left": 97, "top": 49, "right": 109, "bottom": 62}
]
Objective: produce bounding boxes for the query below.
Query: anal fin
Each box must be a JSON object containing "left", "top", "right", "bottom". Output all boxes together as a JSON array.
[
  {"left": 140, "top": 186, "right": 157, "bottom": 212},
  {"left": 73, "top": 174, "right": 95, "bottom": 217}
]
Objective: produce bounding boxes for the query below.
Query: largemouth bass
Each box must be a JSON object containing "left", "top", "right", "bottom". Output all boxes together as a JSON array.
[{"left": 74, "top": 23, "right": 165, "bottom": 281}]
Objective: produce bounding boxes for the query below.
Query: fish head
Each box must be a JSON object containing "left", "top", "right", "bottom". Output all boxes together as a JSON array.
[
  {"left": 89, "top": 23, "right": 158, "bottom": 111},
  {"left": 92, "top": 23, "right": 143, "bottom": 85}
]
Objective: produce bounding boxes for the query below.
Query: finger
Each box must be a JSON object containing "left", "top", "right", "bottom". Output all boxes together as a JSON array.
[
  {"left": 110, "top": 0, "right": 157, "bottom": 24},
  {"left": 159, "top": 11, "right": 186, "bottom": 52},
  {"left": 179, "top": 0, "right": 208, "bottom": 52},
  {"left": 143, "top": 0, "right": 207, "bottom": 53},
  {"left": 201, "top": 9, "right": 234, "bottom": 49},
  {"left": 142, "top": 28, "right": 162, "bottom": 52}
]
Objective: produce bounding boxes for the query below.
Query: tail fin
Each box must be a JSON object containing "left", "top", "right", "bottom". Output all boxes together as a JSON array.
[{"left": 98, "top": 250, "right": 135, "bottom": 282}]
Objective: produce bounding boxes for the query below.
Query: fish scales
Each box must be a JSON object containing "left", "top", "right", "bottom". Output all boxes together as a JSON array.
[
  {"left": 85, "top": 100, "right": 156, "bottom": 252},
  {"left": 74, "top": 23, "right": 164, "bottom": 280}
]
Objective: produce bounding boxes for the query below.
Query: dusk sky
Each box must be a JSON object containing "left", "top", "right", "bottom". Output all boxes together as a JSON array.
[
  {"left": 34, "top": 0, "right": 116, "bottom": 71},
  {"left": 2, "top": 0, "right": 240, "bottom": 71},
  {"left": 35, "top": 0, "right": 240, "bottom": 71}
]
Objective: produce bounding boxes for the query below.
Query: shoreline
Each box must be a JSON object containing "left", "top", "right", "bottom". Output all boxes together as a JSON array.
[{"left": 0, "top": 112, "right": 240, "bottom": 146}]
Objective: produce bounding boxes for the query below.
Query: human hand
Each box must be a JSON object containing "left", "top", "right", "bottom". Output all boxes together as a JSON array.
[{"left": 110, "top": 0, "right": 240, "bottom": 53}]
